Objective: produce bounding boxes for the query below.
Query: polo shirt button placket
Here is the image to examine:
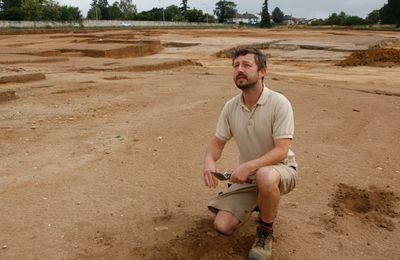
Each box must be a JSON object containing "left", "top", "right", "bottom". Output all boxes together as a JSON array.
[{"left": 248, "top": 106, "right": 257, "bottom": 126}]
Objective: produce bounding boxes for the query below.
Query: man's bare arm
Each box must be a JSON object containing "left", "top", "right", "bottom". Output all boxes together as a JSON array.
[
  {"left": 230, "top": 139, "right": 291, "bottom": 184},
  {"left": 203, "top": 136, "right": 226, "bottom": 188}
]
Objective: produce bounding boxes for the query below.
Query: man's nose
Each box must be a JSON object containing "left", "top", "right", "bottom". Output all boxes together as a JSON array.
[{"left": 235, "top": 64, "right": 245, "bottom": 72}]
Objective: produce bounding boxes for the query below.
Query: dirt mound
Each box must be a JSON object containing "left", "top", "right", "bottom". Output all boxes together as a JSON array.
[
  {"left": 337, "top": 48, "right": 400, "bottom": 67},
  {"left": 133, "top": 218, "right": 253, "bottom": 259},
  {"left": 330, "top": 183, "right": 399, "bottom": 231}
]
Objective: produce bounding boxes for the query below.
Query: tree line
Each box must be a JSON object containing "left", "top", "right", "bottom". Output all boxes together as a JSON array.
[
  {"left": 86, "top": 0, "right": 214, "bottom": 23},
  {"left": 311, "top": 0, "right": 399, "bottom": 26},
  {"left": 0, "top": 0, "right": 398, "bottom": 26},
  {"left": 0, "top": 0, "right": 82, "bottom": 21}
]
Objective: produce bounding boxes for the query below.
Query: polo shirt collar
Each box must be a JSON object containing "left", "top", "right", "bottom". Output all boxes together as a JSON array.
[
  {"left": 257, "top": 86, "right": 269, "bottom": 105},
  {"left": 239, "top": 85, "right": 269, "bottom": 109}
]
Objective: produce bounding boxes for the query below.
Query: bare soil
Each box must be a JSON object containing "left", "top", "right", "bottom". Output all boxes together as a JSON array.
[
  {"left": 0, "top": 28, "right": 399, "bottom": 260},
  {"left": 337, "top": 48, "right": 400, "bottom": 67}
]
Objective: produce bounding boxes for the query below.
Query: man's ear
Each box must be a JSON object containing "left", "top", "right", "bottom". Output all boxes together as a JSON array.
[{"left": 259, "top": 67, "right": 267, "bottom": 77}]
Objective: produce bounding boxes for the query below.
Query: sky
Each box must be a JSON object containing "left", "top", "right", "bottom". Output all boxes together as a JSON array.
[{"left": 57, "top": 0, "right": 388, "bottom": 19}]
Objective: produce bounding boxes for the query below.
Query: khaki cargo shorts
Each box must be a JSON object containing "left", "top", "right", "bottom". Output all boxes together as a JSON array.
[{"left": 208, "top": 164, "right": 297, "bottom": 222}]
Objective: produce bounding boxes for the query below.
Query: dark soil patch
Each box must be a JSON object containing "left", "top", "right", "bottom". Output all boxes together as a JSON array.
[
  {"left": 131, "top": 218, "right": 254, "bottom": 259},
  {"left": 0, "top": 73, "right": 46, "bottom": 84},
  {"left": 330, "top": 183, "right": 399, "bottom": 231},
  {"left": 162, "top": 42, "right": 200, "bottom": 48},
  {"left": 0, "top": 89, "right": 17, "bottom": 102}
]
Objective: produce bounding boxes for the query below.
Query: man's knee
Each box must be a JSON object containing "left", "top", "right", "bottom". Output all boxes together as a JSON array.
[
  {"left": 213, "top": 211, "right": 240, "bottom": 236},
  {"left": 256, "top": 167, "right": 280, "bottom": 193}
]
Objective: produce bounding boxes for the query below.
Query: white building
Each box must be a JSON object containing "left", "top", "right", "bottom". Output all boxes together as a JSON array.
[{"left": 230, "top": 12, "right": 259, "bottom": 24}]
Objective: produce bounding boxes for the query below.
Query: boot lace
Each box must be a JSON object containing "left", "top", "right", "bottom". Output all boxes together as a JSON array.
[{"left": 255, "top": 227, "right": 272, "bottom": 248}]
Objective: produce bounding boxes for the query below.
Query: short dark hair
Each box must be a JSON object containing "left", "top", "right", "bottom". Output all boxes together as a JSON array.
[{"left": 232, "top": 48, "right": 267, "bottom": 70}]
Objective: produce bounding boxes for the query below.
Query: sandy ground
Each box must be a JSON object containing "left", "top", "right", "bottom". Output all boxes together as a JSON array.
[{"left": 0, "top": 28, "right": 399, "bottom": 259}]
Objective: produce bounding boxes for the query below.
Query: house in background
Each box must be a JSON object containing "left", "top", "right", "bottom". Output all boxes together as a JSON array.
[
  {"left": 282, "top": 15, "right": 306, "bottom": 25},
  {"left": 230, "top": 12, "right": 260, "bottom": 24}
]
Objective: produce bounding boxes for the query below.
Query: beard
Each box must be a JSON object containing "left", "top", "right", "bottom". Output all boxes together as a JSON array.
[{"left": 234, "top": 74, "right": 259, "bottom": 90}]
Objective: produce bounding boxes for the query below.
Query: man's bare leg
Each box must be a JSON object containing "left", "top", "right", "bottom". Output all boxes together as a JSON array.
[
  {"left": 248, "top": 167, "right": 281, "bottom": 260},
  {"left": 213, "top": 210, "right": 241, "bottom": 235},
  {"left": 256, "top": 167, "right": 281, "bottom": 223}
]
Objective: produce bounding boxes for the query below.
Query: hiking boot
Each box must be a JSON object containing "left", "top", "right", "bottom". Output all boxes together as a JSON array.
[{"left": 248, "top": 226, "right": 273, "bottom": 260}]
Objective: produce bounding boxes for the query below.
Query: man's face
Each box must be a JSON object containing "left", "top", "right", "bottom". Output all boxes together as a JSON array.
[{"left": 233, "top": 53, "right": 265, "bottom": 90}]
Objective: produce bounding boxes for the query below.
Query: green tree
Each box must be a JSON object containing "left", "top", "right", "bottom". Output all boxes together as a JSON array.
[
  {"left": 0, "top": 0, "right": 82, "bottom": 21},
  {"left": 87, "top": 0, "right": 101, "bottom": 19},
  {"left": 271, "top": 6, "right": 284, "bottom": 23},
  {"left": 0, "top": 7, "right": 25, "bottom": 20},
  {"left": 310, "top": 18, "right": 325, "bottom": 26},
  {"left": 108, "top": 1, "right": 122, "bottom": 19},
  {"left": 0, "top": 0, "right": 23, "bottom": 20},
  {"left": 119, "top": 0, "right": 136, "bottom": 19},
  {"left": 366, "top": 9, "right": 380, "bottom": 24},
  {"left": 1, "top": 0, "right": 22, "bottom": 9},
  {"left": 214, "top": 0, "right": 237, "bottom": 23},
  {"left": 135, "top": 8, "right": 163, "bottom": 21},
  {"left": 343, "top": 15, "right": 368, "bottom": 25},
  {"left": 42, "top": 0, "right": 61, "bottom": 20},
  {"left": 60, "top": 6, "right": 82, "bottom": 21},
  {"left": 180, "top": 0, "right": 188, "bottom": 15},
  {"left": 380, "top": 0, "right": 400, "bottom": 25},
  {"left": 185, "top": 8, "right": 203, "bottom": 22},
  {"left": 98, "top": 0, "right": 109, "bottom": 19},
  {"left": 165, "top": 5, "right": 180, "bottom": 21},
  {"left": 326, "top": 12, "right": 347, "bottom": 25},
  {"left": 260, "top": 0, "right": 271, "bottom": 27},
  {"left": 311, "top": 11, "right": 367, "bottom": 26},
  {"left": 21, "top": 0, "right": 41, "bottom": 20},
  {"left": 172, "top": 14, "right": 185, "bottom": 21}
]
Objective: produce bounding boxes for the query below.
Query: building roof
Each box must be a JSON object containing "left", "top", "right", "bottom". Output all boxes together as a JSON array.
[{"left": 237, "top": 12, "right": 258, "bottom": 19}]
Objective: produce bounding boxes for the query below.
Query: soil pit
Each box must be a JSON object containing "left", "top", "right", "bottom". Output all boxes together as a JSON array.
[
  {"left": 0, "top": 89, "right": 17, "bottom": 102},
  {"left": 103, "top": 76, "right": 130, "bottom": 80},
  {"left": 214, "top": 42, "right": 271, "bottom": 58},
  {"left": 0, "top": 73, "right": 46, "bottom": 84},
  {"left": 162, "top": 42, "right": 200, "bottom": 48},
  {"left": 58, "top": 41, "right": 162, "bottom": 59},
  {"left": 79, "top": 59, "right": 202, "bottom": 73},
  {"left": 330, "top": 183, "right": 399, "bottom": 231},
  {"left": 133, "top": 218, "right": 253, "bottom": 259}
]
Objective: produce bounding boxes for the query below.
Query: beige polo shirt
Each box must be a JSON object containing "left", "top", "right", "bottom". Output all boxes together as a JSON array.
[{"left": 215, "top": 86, "right": 297, "bottom": 167}]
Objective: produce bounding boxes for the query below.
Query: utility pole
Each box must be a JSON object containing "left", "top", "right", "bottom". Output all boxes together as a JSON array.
[
  {"left": 158, "top": 0, "right": 165, "bottom": 22},
  {"left": 202, "top": 2, "right": 209, "bottom": 24}
]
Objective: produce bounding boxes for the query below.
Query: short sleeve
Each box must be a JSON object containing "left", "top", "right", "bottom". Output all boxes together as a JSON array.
[
  {"left": 215, "top": 103, "right": 232, "bottom": 141},
  {"left": 272, "top": 96, "right": 294, "bottom": 140}
]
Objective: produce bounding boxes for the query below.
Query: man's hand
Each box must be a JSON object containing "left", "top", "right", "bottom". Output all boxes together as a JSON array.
[
  {"left": 230, "top": 163, "right": 252, "bottom": 184},
  {"left": 203, "top": 161, "right": 219, "bottom": 188}
]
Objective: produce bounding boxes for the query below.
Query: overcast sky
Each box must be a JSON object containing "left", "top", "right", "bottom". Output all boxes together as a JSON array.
[{"left": 58, "top": 0, "right": 388, "bottom": 19}]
